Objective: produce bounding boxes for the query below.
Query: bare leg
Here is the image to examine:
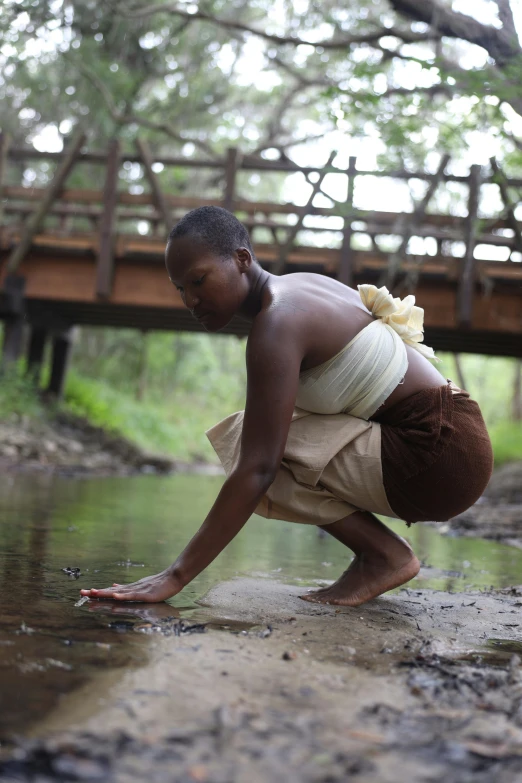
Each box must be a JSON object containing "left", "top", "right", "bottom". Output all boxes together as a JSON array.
[{"left": 300, "top": 510, "right": 420, "bottom": 607}]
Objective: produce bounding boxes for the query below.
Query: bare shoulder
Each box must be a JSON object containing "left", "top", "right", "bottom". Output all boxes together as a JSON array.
[
  {"left": 246, "top": 285, "right": 305, "bottom": 366},
  {"left": 246, "top": 273, "right": 373, "bottom": 371}
]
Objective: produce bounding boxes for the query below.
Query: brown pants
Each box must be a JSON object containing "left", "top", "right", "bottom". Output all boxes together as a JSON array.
[{"left": 373, "top": 382, "right": 494, "bottom": 524}]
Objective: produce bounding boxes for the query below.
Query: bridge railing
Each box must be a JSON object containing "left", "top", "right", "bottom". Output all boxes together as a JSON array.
[{"left": 1, "top": 132, "right": 522, "bottom": 326}]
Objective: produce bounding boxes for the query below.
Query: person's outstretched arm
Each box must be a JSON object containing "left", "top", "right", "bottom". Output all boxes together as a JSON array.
[{"left": 80, "top": 310, "right": 303, "bottom": 602}]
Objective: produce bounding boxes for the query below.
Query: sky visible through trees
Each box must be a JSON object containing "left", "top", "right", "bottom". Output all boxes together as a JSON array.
[{"left": 1, "top": 0, "right": 521, "bottom": 171}]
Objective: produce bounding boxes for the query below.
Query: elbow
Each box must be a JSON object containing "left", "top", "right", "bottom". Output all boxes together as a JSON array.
[{"left": 233, "top": 463, "right": 279, "bottom": 495}]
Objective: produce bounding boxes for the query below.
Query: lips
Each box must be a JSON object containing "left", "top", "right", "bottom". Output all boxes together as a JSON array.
[{"left": 194, "top": 311, "right": 211, "bottom": 322}]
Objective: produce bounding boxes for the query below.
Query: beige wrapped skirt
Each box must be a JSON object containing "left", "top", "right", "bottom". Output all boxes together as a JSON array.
[
  {"left": 206, "top": 383, "right": 493, "bottom": 527},
  {"left": 206, "top": 408, "right": 397, "bottom": 525}
]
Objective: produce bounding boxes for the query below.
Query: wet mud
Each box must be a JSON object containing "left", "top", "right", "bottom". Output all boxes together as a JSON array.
[{"left": 4, "top": 579, "right": 522, "bottom": 782}]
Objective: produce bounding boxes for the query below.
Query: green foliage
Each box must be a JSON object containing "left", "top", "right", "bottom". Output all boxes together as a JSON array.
[
  {"left": 489, "top": 420, "right": 522, "bottom": 467},
  {"left": 63, "top": 367, "right": 241, "bottom": 462},
  {"left": 1, "top": 0, "right": 521, "bottom": 176},
  {"left": 0, "top": 365, "right": 44, "bottom": 419}
]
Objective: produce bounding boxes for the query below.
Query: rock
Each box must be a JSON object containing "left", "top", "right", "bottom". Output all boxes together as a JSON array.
[
  {"left": 0, "top": 445, "right": 18, "bottom": 458},
  {"left": 43, "top": 440, "right": 58, "bottom": 454},
  {"left": 0, "top": 411, "right": 197, "bottom": 477}
]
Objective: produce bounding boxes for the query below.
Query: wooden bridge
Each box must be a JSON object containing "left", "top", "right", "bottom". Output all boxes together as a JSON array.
[{"left": 1, "top": 128, "right": 522, "bottom": 395}]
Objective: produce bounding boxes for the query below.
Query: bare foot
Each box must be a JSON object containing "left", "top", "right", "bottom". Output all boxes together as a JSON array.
[{"left": 299, "top": 547, "right": 420, "bottom": 607}]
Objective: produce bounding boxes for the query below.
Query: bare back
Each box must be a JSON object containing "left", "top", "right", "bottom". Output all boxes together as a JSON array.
[{"left": 257, "top": 273, "right": 445, "bottom": 413}]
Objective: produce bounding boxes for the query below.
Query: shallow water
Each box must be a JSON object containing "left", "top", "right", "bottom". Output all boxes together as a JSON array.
[{"left": 1, "top": 471, "right": 522, "bottom": 736}]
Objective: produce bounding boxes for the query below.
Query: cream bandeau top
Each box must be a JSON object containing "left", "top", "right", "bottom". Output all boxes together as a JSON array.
[{"left": 295, "top": 284, "right": 439, "bottom": 421}]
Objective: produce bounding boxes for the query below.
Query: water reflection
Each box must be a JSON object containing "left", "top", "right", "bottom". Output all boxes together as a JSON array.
[{"left": 1, "top": 471, "right": 522, "bottom": 736}]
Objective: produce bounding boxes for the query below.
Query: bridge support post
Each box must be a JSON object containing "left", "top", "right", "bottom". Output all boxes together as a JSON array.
[
  {"left": 1, "top": 274, "right": 26, "bottom": 368},
  {"left": 2, "top": 315, "right": 25, "bottom": 366},
  {"left": 47, "top": 328, "right": 74, "bottom": 399},
  {"left": 27, "top": 327, "right": 49, "bottom": 384}
]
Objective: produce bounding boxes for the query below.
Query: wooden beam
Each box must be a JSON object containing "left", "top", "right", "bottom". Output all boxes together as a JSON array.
[
  {"left": 338, "top": 156, "right": 357, "bottom": 287},
  {"left": 3, "top": 126, "right": 86, "bottom": 277},
  {"left": 490, "top": 157, "right": 522, "bottom": 255},
  {"left": 223, "top": 147, "right": 239, "bottom": 211},
  {"left": 458, "top": 164, "right": 482, "bottom": 328},
  {"left": 11, "top": 144, "right": 522, "bottom": 185},
  {"left": 96, "top": 138, "right": 121, "bottom": 299},
  {"left": 6, "top": 183, "right": 519, "bottom": 233},
  {"left": 135, "top": 138, "right": 173, "bottom": 235}
]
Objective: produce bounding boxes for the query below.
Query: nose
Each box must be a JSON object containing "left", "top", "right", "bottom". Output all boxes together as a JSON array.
[{"left": 184, "top": 290, "right": 201, "bottom": 310}]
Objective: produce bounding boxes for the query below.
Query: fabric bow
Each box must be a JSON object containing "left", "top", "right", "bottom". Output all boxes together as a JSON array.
[{"left": 358, "top": 284, "right": 440, "bottom": 362}]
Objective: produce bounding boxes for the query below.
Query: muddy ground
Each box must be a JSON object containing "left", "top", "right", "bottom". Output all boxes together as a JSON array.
[{"left": 3, "top": 577, "right": 522, "bottom": 782}]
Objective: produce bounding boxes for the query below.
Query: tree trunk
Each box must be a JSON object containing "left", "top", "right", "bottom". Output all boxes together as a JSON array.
[{"left": 453, "top": 353, "right": 467, "bottom": 391}]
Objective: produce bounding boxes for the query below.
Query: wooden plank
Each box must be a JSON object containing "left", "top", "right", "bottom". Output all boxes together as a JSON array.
[
  {"left": 5, "top": 201, "right": 520, "bottom": 253},
  {"left": 223, "top": 147, "right": 239, "bottom": 211},
  {"left": 3, "top": 127, "right": 86, "bottom": 277},
  {"left": 135, "top": 138, "right": 173, "bottom": 235},
  {"left": 338, "top": 156, "right": 357, "bottom": 287},
  {"left": 5, "top": 182, "right": 518, "bottom": 232},
  {"left": 95, "top": 138, "right": 121, "bottom": 299},
  {"left": 490, "top": 157, "right": 522, "bottom": 255},
  {"left": 458, "top": 164, "right": 482, "bottom": 328},
  {"left": 12, "top": 144, "right": 522, "bottom": 186}
]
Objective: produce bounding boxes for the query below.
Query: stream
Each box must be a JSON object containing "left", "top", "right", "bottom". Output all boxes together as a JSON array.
[{"left": 1, "top": 471, "right": 522, "bottom": 737}]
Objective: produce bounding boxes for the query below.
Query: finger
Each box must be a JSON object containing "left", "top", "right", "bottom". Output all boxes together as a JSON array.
[
  {"left": 88, "top": 588, "right": 122, "bottom": 599},
  {"left": 113, "top": 592, "right": 139, "bottom": 602}
]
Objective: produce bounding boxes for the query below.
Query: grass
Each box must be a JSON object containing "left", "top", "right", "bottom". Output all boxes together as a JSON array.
[
  {"left": 0, "top": 365, "right": 45, "bottom": 420},
  {"left": 64, "top": 372, "right": 232, "bottom": 462}
]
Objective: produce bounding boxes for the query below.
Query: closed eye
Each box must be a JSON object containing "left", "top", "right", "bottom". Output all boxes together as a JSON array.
[{"left": 193, "top": 276, "right": 205, "bottom": 286}]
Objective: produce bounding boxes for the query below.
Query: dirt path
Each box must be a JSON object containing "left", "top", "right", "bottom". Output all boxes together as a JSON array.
[{"left": 3, "top": 577, "right": 522, "bottom": 782}]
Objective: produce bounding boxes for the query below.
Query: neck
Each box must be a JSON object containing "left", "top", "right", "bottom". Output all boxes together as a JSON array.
[{"left": 238, "top": 265, "right": 271, "bottom": 321}]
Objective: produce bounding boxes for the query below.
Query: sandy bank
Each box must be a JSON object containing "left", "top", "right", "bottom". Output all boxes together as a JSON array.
[{"left": 4, "top": 576, "right": 522, "bottom": 782}]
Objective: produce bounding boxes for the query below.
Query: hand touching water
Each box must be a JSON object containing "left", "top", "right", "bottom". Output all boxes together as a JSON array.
[{"left": 80, "top": 568, "right": 183, "bottom": 603}]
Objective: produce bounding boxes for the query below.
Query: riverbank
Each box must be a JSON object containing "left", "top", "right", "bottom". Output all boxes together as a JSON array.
[
  {"left": 0, "top": 412, "right": 188, "bottom": 476},
  {"left": 4, "top": 576, "right": 522, "bottom": 782}
]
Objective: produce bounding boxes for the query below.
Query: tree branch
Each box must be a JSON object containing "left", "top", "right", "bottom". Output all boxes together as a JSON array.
[
  {"left": 388, "top": 0, "right": 520, "bottom": 65},
  {"left": 64, "top": 55, "right": 217, "bottom": 158},
  {"left": 122, "top": 5, "right": 440, "bottom": 49},
  {"left": 493, "top": 0, "right": 519, "bottom": 43}
]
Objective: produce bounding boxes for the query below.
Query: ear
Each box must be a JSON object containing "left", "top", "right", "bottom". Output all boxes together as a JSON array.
[{"left": 235, "top": 247, "right": 253, "bottom": 271}]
